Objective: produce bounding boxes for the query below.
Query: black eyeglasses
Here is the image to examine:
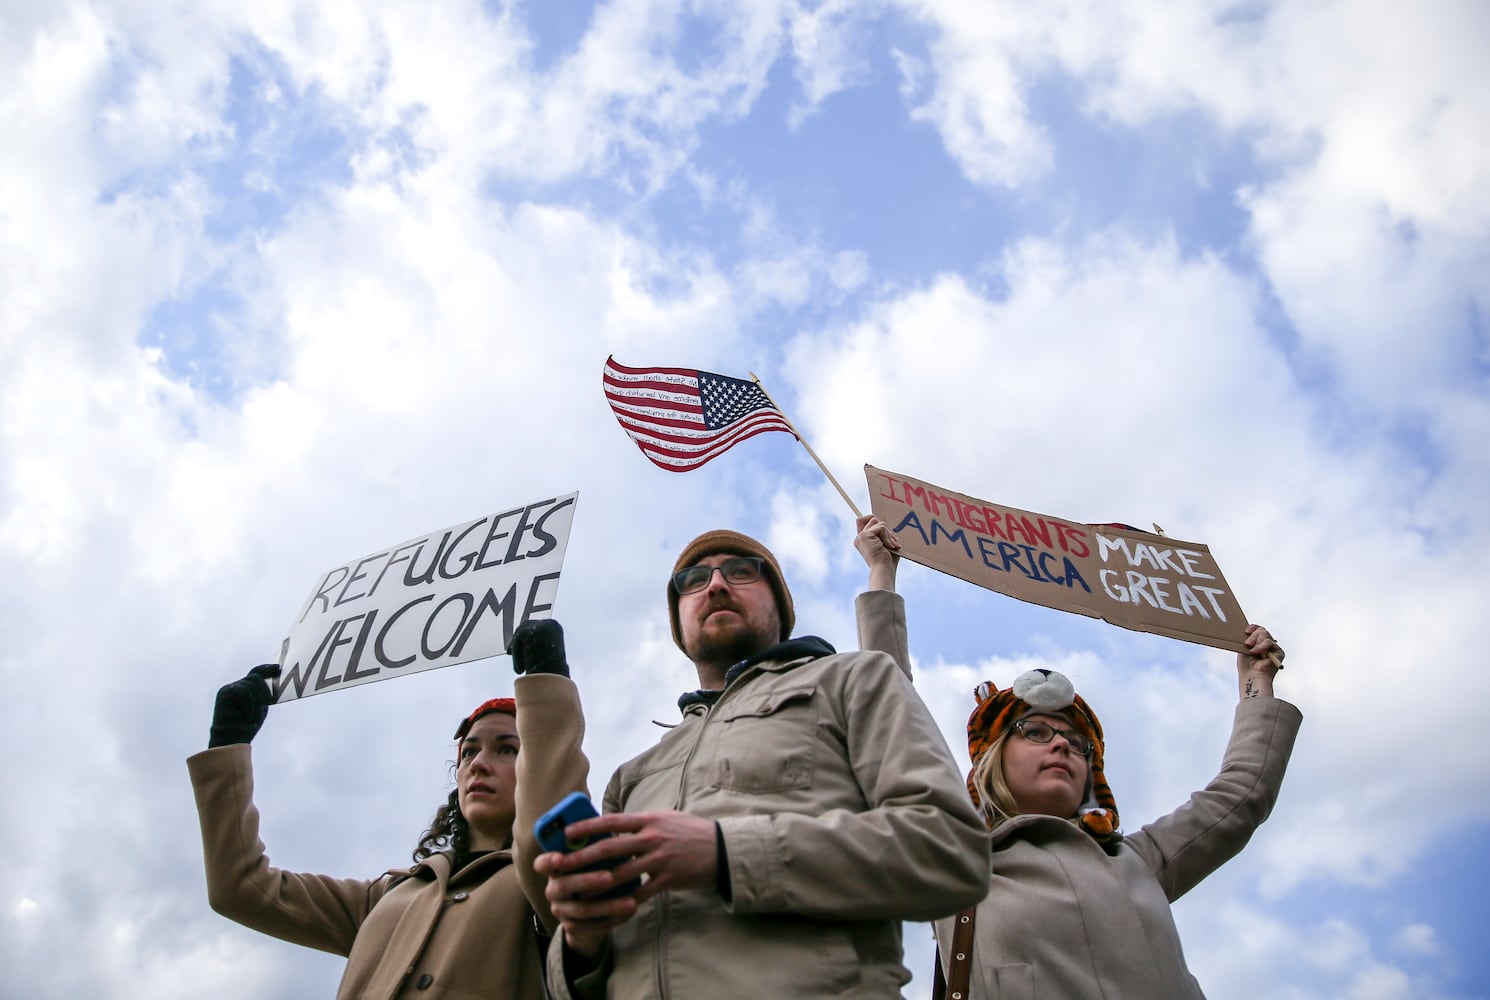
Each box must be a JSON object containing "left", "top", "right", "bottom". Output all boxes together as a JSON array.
[
  {"left": 1011, "top": 719, "right": 1094, "bottom": 759},
  {"left": 672, "top": 556, "right": 765, "bottom": 595}
]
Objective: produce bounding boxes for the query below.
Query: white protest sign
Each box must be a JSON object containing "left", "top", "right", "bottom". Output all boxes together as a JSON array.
[{"left": 274, "top": 493, "right": 578, "bottom": 703}]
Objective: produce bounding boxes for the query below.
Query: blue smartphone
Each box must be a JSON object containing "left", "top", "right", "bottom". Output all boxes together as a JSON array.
[{"left": 533, "top": 792, "right": 641, "bottom": 899}]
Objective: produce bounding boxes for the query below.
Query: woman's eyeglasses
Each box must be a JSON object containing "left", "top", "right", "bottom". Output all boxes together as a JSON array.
[
  {"left": 1011, "top": 718, "right": 1095, "bottom": 759},
  {"left": 672, "top": 556, "right": 765, "bottom": 595}
]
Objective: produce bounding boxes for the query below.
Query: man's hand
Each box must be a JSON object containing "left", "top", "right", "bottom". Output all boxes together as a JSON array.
[
  {"left": 537, "top": 809, "right": 721, "bottom": 954},
  {"left": 535, "top": 851, "right": 638, "bottom": 959},
  {"left": 854, "top": 514, "right": 901, "bottom": 592},
  {"left": 208, "top": 664, "right": 280, "bottom": 748}
]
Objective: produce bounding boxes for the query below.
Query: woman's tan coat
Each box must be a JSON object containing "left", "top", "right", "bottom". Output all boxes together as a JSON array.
[{"left": 187, "top": 673, "right": 587, "bottom": 999}]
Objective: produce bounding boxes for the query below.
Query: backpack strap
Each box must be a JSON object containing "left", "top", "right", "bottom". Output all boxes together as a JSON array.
[{"left": 932, "top": 906, "right": 978, "bottom": 1000}]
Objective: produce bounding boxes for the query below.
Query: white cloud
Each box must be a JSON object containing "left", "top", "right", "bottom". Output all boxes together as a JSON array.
[
  {"left": 895, "top": 0, "right": 1490, "bottom": 424},
  {"left": 1243, "top": 167, "right": 1490, "bottom": 419},
  {"left": 785, "top": 0, "right": 875, "bottom": 127},
  {"left": 1172, "top": 904, "right": 1464, "bottom": 1000},
  {"left": 477, "top": 0, "right": 792, "bottom": 189},
  {"left": 1392, "top": 923, "right": 1441, "bottom": 958},
  {"left": 789, "top": 233, "right": 1294, "bottom": 516},
  {"left": 891, "top": 5, "right": 1053, "bottom": 186}
]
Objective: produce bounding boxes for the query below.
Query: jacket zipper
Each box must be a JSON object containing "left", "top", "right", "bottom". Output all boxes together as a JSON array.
[{"left": 652, "top": 677, "right": 750, "bottom": 998}]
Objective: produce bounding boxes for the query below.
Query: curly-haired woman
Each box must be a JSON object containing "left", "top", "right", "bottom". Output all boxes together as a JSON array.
[{"left": 187, "top": 621, "right": 585, "bottom": 999}]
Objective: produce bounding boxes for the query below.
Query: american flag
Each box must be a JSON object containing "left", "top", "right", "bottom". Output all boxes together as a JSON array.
[{"left": 602, "top": 356, "right": 797, "bottom": 471}]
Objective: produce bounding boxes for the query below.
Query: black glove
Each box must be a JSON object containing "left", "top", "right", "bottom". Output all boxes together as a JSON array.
[
  {"left": 508, "top": 619, "right": 569, "bottom": 677},
  {"left": 209, "top": 664, "right": 281, "bottom": 748}
]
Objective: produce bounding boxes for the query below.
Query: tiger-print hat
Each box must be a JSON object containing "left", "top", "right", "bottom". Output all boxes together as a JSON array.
[{"left": 966, "top": 668, "right": 1120, "bottom": 843}]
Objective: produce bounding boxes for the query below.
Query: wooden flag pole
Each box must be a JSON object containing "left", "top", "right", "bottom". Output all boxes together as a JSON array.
[{"left": 750, "top": 371, "right": 862, "bottom": 518}]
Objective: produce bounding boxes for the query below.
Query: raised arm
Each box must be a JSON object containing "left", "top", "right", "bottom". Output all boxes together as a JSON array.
[
  {"left": 854, "top": 514, "right": 901, "bottom": 593},
  {"left": 188, "top": 665, "right": 377, "bottom": 955},
  {"left": 853, "top": 515, "right": 913, "bottom": 678},
  {"left": 1127, "top": 624, "right": 1301, "bottom": 900},
  {"left": 510, "top": 621, "right": 592, "bottom": 936}
]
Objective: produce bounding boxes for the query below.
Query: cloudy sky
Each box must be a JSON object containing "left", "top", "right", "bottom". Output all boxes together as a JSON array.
[{"left": 3, "top": 1, "right": 1487, "bottom": 997}]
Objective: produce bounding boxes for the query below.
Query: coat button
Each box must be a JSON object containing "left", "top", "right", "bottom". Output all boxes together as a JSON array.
[
  {"left": 451, "top": 892, "right": 469, "bottom": 901},
  {"left": 416, "top": 973, "right": 434, "bottom": 989}
]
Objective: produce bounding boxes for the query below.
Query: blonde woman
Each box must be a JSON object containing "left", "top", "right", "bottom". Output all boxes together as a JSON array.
[{"left": 854, "top": 515, "right": 1301, "bottom": 999}]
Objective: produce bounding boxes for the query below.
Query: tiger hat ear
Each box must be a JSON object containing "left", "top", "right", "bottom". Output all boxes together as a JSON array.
[
  {"left": 966, "top": 680, "right": 1015, "bottom": 818},
  {"left": 1011, "top": 667, "right": 1075, "bottom": 713}
]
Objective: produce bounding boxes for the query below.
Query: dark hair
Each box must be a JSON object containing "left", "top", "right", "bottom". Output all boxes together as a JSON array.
[{"left": 412, "top": 788, "right": 471, "bottom": 863}]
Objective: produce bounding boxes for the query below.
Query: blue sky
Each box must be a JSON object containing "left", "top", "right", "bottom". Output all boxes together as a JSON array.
[{"left": 2, "top": 1, "right": 1487, "bottom": 997}]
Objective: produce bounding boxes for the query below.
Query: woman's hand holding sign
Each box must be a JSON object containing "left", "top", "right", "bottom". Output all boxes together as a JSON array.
[
  {"left": 854, "top": 514, "right": 901, "bottom": 592},
  {"left": 1238, "top": 623, "right": 1284, "bottom": 700},
  {"left": 208, "top": 664, "right": 281, "bottom": 747}
]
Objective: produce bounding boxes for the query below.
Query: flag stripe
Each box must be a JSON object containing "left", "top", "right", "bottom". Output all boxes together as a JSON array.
[
  {"left": 601, "top": 371, "right": 700, "bottom": 395},
  {"left": 619, "top": 410, "right": 792, "bottom": 451},
  {"left": 603, "top": 392, "right": 705, "bottom": 421},
  {"left": 630, "top": 417, "right": 793, "bottom": 466},
  {"left": 601, "top": 375, "right": 703, "bottom": 402},
  {"left": 602, "top": 358, "right": 699, "bottom": 381},
  {"left": 633, "top": 425, "right": 789, "bottom": 470},
  {"left": 613, "top": 410, "right": 710, "bottom": 435}
]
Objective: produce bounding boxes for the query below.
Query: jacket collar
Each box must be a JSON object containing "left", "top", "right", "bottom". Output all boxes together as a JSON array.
[
  {"left": 989, "top": 813, "right": 1124, "bottom": 854},
  {"left": 677, "top": 636, "right": 835, "bottom": 713},
  {"left": 395, "top": 846, "right": 514, "bottom": 884}
]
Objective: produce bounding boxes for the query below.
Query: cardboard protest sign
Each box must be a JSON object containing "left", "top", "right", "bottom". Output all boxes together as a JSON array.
[
  {"left": 866, "top": 466, "right": 1250, "bottom": 653},
  {"left": 274, "top": 493, "right": 578, "bottom": 703}
]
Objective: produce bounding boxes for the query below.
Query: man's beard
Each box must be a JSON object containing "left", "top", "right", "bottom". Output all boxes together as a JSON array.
[
  {"left": 689, "top": 625, "right": 767, "bottom": 667},
  {"left": 686, "top": 602, "right": 778, "bottom": 667}
]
